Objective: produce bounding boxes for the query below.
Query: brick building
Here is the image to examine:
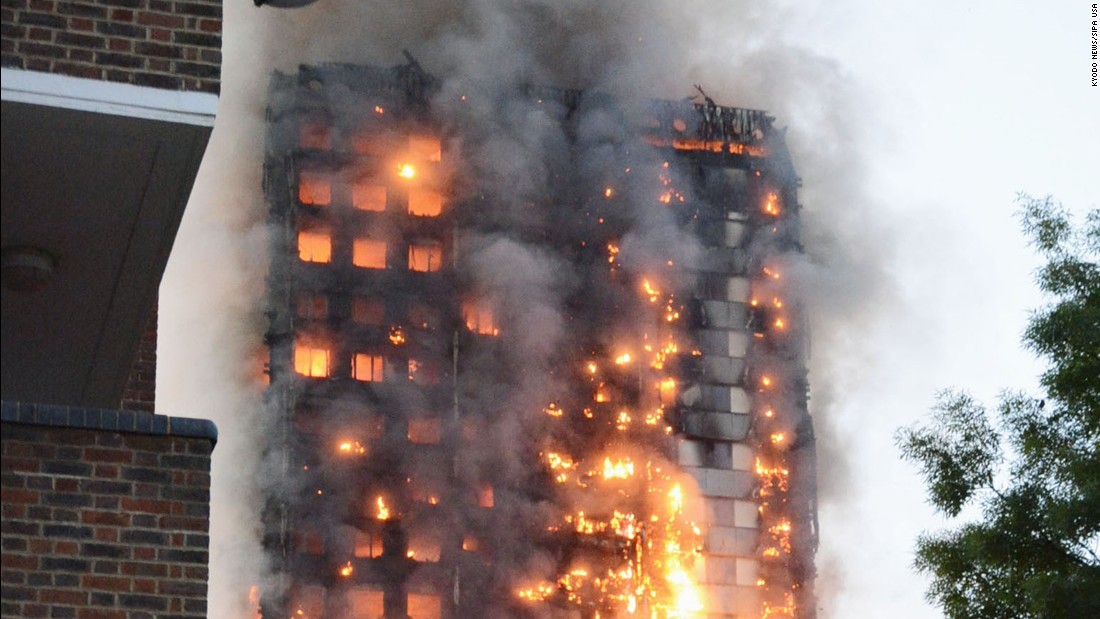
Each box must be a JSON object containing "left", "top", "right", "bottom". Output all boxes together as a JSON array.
[
  {"left": 2, "top": 1, "right": 222, "bottom": 616},
  {"left": 2, "top": 0, "right": 221, "bottom": 94},
  {"left": 1, "top": 403, "right": 217, "bottom": 618}
]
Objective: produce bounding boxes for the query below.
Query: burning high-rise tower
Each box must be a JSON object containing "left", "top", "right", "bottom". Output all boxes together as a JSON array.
[{"left": 259, "top": 58, "right": 816, "bottom": 619}]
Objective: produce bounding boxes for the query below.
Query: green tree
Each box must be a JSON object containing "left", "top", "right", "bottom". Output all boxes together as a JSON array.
[{"left": 896, "top": 194, "right": 1100, "bottom": 619}]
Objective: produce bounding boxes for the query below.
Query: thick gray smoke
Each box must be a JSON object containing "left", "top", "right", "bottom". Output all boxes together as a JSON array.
[{"left": 158, "top": 1, "right": 889, "bottom": 617}]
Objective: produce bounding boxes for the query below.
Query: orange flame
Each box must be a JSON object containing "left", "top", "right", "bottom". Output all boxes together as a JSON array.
[
  {"left": 375, "top": 496, "right": 390, "bottom": 521},
  {"left": 389, "top": 326, "right": 406, "bottom": 345},
  {"left": 614, "top": 410, "right": 632, "bottom": 430},
  {"left": 248, "top": 585, "right": 261, "bottom": 619},
  {"left": 602, "top": 457, "right": 635, "bottom": 479},
  {"left": 595, "top": 383, "right": 610, "bottom": 403},
  {"left": 763, "top": 192, "right": 781, "bottom": 216},
  {"left": 337, "top": 440, "right": 366, "bottom": 456}
]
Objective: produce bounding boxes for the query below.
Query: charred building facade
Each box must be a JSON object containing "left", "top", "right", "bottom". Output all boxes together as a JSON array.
[{"left": 260, "top": 61, "right": 816, "bottom": 619}]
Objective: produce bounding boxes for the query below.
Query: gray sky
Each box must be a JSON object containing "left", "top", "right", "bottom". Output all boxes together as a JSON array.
[{"left": 795, "top": 2, "right": 1097, "bottom": 617}]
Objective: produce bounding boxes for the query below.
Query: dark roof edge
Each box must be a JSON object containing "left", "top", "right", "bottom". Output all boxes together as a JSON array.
[{"left": 1, "top": 400, "right": 218, "bottom": 446}]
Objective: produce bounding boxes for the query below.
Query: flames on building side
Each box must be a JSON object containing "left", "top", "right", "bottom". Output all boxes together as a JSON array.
[{"left": 256, "top": 60, "right": 817, "bottom": 619}]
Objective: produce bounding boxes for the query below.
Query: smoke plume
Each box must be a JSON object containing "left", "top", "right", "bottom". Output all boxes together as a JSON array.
[{"left": 158, "top": 1, "right": 891, "bottom": 617}]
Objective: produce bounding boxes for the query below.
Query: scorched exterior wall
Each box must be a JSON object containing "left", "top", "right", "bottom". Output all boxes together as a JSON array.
[{"left": 259, "top": 62, "right": 815, "bottom": 619}]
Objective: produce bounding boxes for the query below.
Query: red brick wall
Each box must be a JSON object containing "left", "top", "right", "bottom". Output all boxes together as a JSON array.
[
  {"left": 0, "top": 406, "right": 216, "bottom": 619},
  {"left": 120, "top": 301, "right": 157, "bottom": 413},
  {"left": 0, "top": 0, "right": 222, "bottom": 94}
]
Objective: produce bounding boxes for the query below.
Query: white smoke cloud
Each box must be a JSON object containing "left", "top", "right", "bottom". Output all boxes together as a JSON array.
[{"left": 159, "top": 1, "right": 890, "bottom": 616}]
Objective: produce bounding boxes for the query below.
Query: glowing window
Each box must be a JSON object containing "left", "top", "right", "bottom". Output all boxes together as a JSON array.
[
  {"left": 296, "top": 294, "right": 327, "bottom": 319},
  {"left": 351, "top": 298, "right": 385, "bottom": 325},
  {"left": 408, "top": 189, "right": 443, "bottom": 217},
  {"left": 298, "top": 231, "right": 331, "bottom": 263},
  {"left": 659, "top": 377, "right": 677, "bottom": 406},
  {"left": 348, "top": 587, "right": 384, "bottom": 615},
  {"left": 294, "top": 343, "right": 331, "bottom": 378},
  {"left": 353, "top": 239, "right": 387, "bottom": 269},
  {"left": 353, "top": 353, "right": 384, "bottom": 382},
  {"left": 478, "top": 484, "right": 494, "bottom": 508},
  {"left": 407, "top": 418, "right": 441, "bottom": 445},
  {"left": 409, "top": 135, "right": 442, "bottom": 162},
  {"left": 461, "top": 535, "right": 479, "bottom": 552},
  {"left": 354, "top": 531, "right": 383, "bottom": 559},
  {"left": 353, "top": 182, "right": 387, "bottom": 212},
  {"left": 299, "top": 122, "right": 331, "bottom": 150},
  {"left": 408, "top": 243, "right": 442, "bottom": 272},
  {"left": 594, "top": 383, "right": 611, "bottom": 403},
  {"left": 462, "top": 302, "right": 498, "bottom": 335},
  {"left": 298, "top": 172, "right": 331, "bottom": 206},
  {"left": 408, "top": 594, "right": 442, "bottom": 619}
]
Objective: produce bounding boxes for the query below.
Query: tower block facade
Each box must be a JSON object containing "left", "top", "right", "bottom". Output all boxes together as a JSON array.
[{"left": 260, "top": 61, "right": 816, "bottom": 619}]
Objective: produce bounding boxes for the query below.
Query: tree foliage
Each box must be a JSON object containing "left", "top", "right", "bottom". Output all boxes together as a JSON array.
[{"left": 896, "top": 194, "right": 1100, "bottom": 619}]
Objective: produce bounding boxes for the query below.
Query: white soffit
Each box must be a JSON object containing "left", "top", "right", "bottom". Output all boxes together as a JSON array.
[{"left": 1, "top": 68, "right": 216, "bottom": 127}]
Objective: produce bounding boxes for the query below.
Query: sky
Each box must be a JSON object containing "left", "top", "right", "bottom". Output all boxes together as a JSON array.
[
  {"left": 158, "top": 1, "right": 1097, "bottom": 617},
  {"left": 789, "top": 2, "right": 1097, "bottom": 617}
]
